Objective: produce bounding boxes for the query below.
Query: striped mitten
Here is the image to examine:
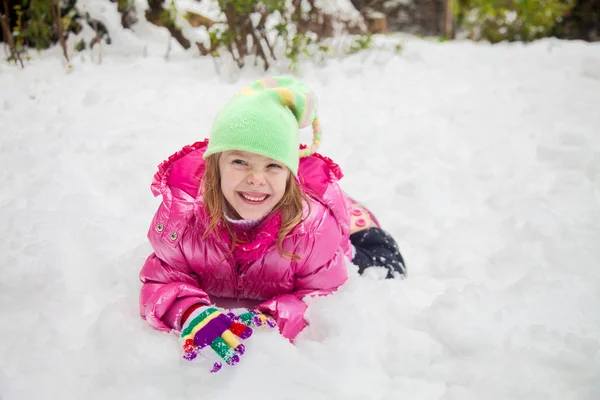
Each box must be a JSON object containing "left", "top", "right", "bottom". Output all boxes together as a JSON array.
[
  {"left": 233, "top": 310, "right": 277, "bottom": 329},
  {"left": 180, "top": 305, "right": 253, "bottom": 373}
]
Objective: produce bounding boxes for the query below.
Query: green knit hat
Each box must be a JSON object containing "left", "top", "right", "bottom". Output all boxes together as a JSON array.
[{"left": 203, "top": 76, "right": 322, "bottom": 176}]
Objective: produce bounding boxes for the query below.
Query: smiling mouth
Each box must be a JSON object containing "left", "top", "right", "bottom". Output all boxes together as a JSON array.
[{"left": 238, "top": 192, "right": 270, "bottom": 204}]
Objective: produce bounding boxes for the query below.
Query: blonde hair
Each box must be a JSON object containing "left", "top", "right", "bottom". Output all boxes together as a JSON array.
[{"left": 201, "top": 153, "right": 310, "bottom": 260}]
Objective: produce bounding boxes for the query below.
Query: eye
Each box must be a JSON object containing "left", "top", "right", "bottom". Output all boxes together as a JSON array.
[
  {"left": 267, "top": 163, "right": 283, "bottom": 169},
  {"left": 232, "top": 159, "right": 248, "bottom": 166}
]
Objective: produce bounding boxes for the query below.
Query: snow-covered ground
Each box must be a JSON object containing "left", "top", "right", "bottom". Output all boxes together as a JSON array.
[{"left": 1, "top": 30, "right": 600, "bottom": 400}]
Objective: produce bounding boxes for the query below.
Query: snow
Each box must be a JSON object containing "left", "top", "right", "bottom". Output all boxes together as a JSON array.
[
  {"left": 175, "top": 0, "right": 223, "bottom": 22},
  {"left": 315, "top": 0, "right": 364, "bottom": 22},
  {"left": 74, "top": 0, "right": 173, "bottom": 57},
  {"left": 1, "top": 33, "right": 600, "bottom": 400}
]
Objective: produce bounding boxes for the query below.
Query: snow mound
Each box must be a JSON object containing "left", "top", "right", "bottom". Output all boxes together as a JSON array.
[{"left": 1, "top": 37, "right": 599, "bottom": 399}]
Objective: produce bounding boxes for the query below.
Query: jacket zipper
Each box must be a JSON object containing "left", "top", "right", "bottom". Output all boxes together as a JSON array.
[
  {"left": 236, "top": 267, "right": 244, "bottom": 300},
  {"left": 212, "top": 227, "right": 241, "bottom": 300}
]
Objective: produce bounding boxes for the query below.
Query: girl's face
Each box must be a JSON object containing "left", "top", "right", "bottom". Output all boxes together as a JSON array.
[{"left": 218, "top": 150, "right": 290, "bottom": 221}]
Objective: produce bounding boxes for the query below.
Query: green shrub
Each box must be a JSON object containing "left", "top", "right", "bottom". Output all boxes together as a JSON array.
[
  {"left": 24, "top": 0, "right": 54, "bottom": 50},
  {"left": 3, "top": 0, "right": 375, "bottom": 70},
  {"left": 458, "top": 0, "right": 575, "bottom": 42}
]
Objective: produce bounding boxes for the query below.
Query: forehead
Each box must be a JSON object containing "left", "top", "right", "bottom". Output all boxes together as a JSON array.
[{"left": 223, "top": 150, "right": 278, "bottom": 164}]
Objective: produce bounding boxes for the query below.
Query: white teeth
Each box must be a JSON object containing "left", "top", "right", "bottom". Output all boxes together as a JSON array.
[{"left": 241, "top": 193, "right": 267, "bottom": 202}]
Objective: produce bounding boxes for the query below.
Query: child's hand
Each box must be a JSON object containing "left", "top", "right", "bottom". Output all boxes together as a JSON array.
[
  {"left": 181, "top": 306, "right": 253, "bottom": 373},
  {"left": 229, "top": 310, "right": 277, "bottom": 329}
]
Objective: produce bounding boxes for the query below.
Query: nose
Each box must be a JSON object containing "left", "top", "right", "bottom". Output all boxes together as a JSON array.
[{"left": 247, "top": 170, "right": 266, "bottom": 187}]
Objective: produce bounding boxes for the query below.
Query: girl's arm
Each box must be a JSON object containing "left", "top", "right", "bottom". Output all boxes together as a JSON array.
[
  {"left": 256, "top": 212, "right": 349, "bottom": 340},
  {"left": 139, "top": 239, "right": 211, "bottom": 333},
  {"left": 141, "top": 143, "right": 212, "bottom": 333}
]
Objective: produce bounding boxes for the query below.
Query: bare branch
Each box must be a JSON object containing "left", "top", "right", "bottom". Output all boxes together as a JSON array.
[
  {"left": 249, "top": 28, "right": 269, "bottom": 71},
  {"left": 51, "top": 0, "right": 70, "bottom": 62},
  {"left": 0, "top": 0, "right": 24, "bottom": 68}
]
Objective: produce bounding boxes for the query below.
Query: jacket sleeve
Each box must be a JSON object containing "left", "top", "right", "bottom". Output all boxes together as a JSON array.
[
  {"left": 140, "top": 143, "right": 213, "bottom": 333},
  {"left": 256, "top": 210, "right": 349, "bottom": 340},
  {"left": 139, "top": 240, "right": 211, "bottom": 333}
]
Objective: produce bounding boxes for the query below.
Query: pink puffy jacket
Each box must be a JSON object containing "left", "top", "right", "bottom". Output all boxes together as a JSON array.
[{"left": 139, "top": 140, "right": 352, "bottom": 340}]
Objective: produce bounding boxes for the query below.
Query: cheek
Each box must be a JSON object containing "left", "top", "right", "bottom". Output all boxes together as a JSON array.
[
  {"left": 271, "top": 175, "right": 289, "bottom": 200},
  {"left": 220, "top": 170, "right": 239, "bottom": 197}
]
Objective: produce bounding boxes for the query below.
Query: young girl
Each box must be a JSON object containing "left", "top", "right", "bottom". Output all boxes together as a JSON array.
[{"left": 139, "top": 77, "right": 405, "bottom": 372}]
